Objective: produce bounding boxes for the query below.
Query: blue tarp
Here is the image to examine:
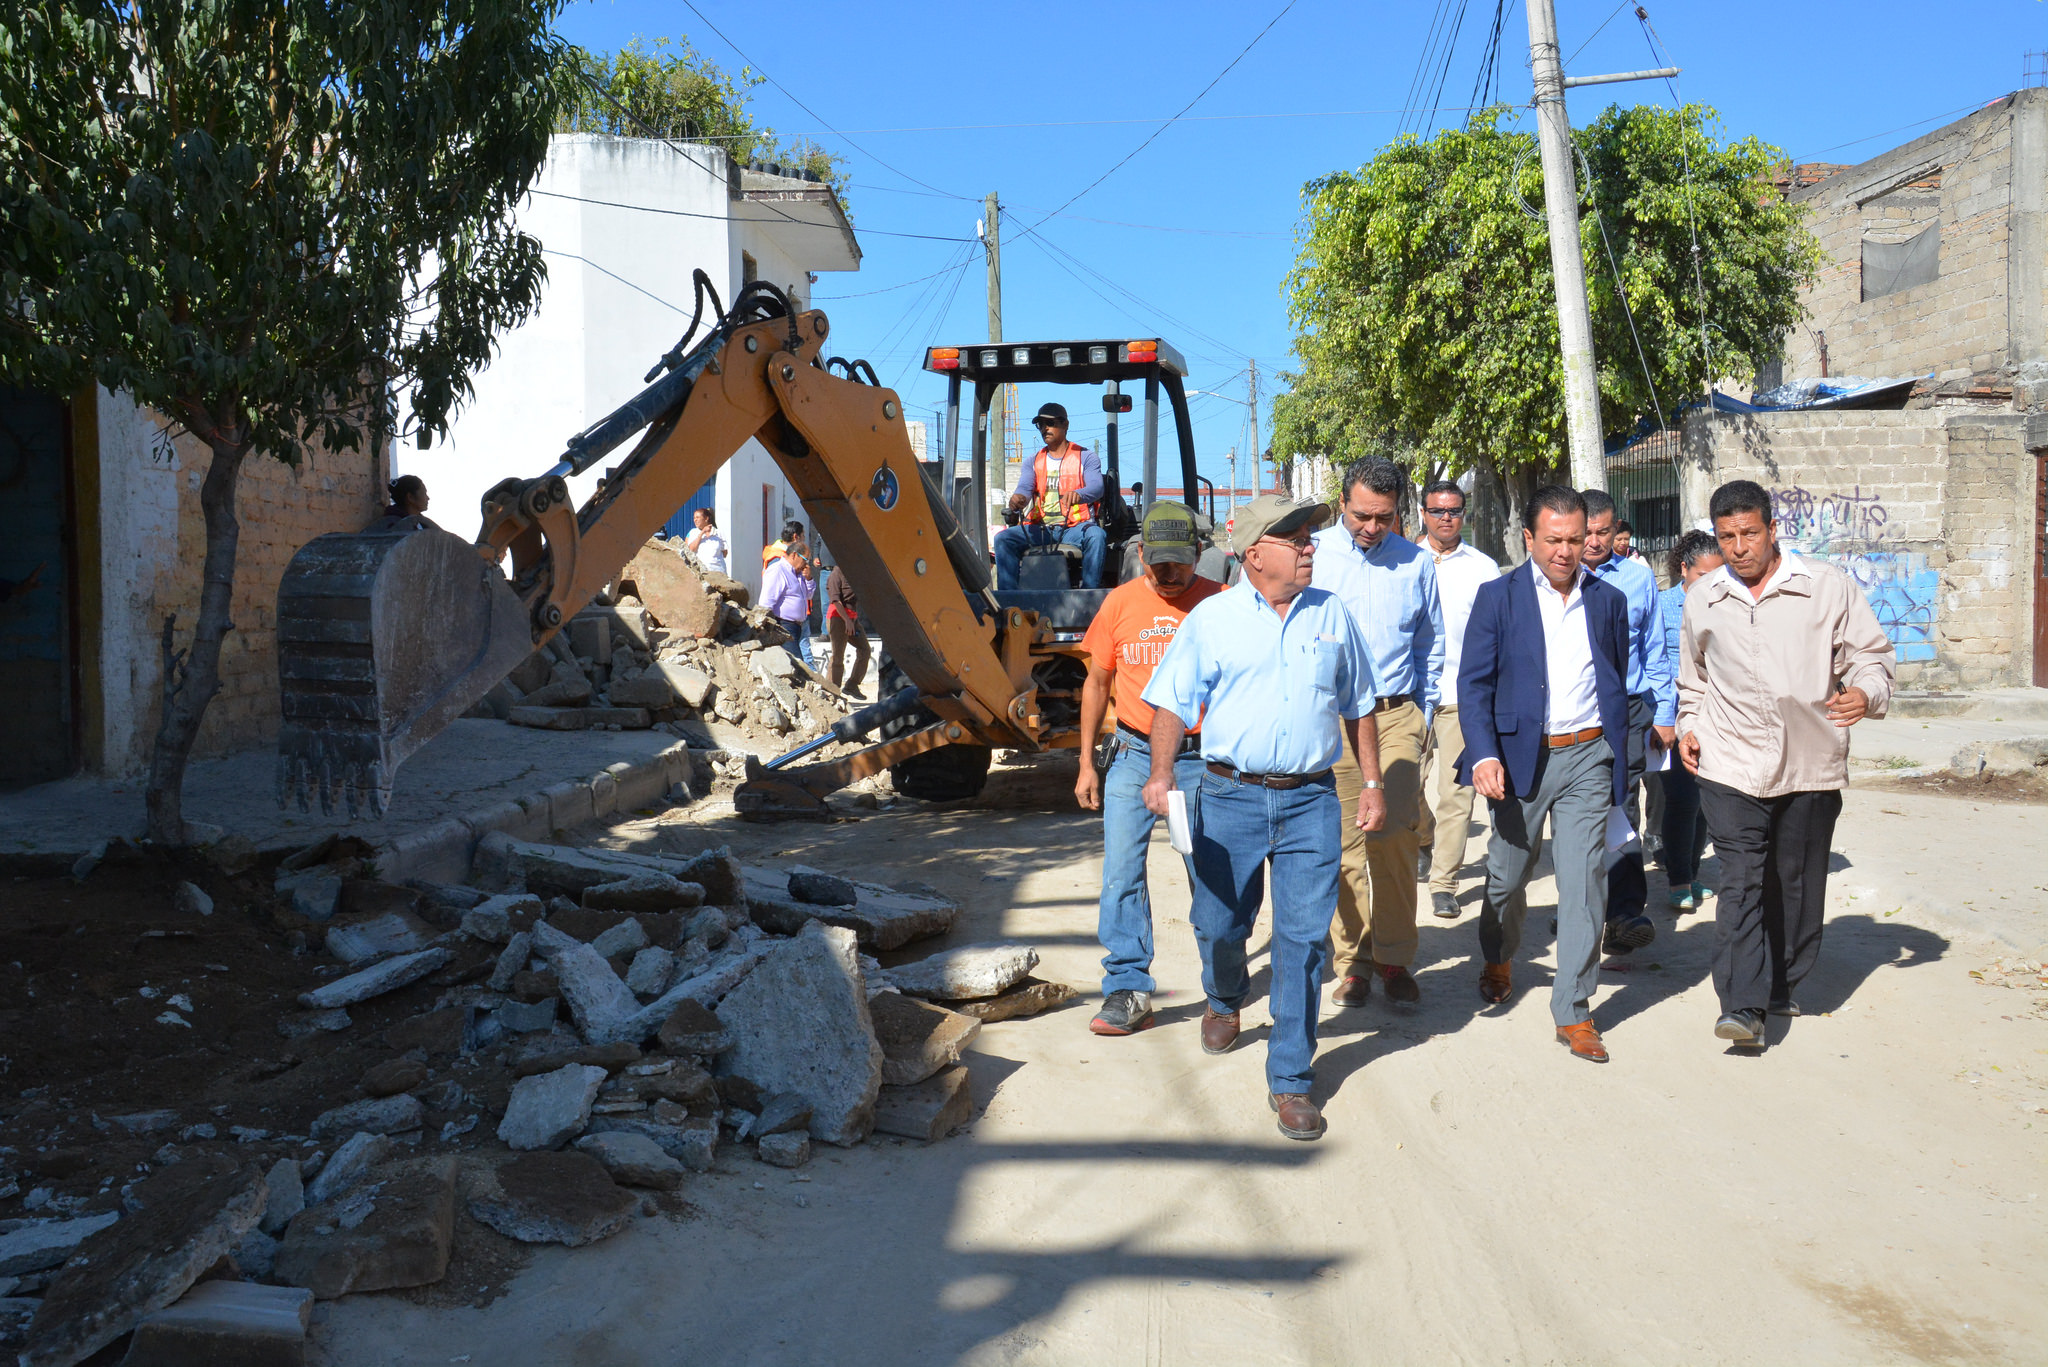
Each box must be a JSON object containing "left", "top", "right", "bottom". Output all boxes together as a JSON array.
[{"left": 1709, "top": 374, "right": 1928, "bottom": 413}]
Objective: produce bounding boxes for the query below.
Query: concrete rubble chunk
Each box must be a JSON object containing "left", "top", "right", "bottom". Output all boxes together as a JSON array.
[
  {"left": 756, "top": 1132, "right": 811, "bottom": 1169},
  {"left": 359, "top": 1059, "right": 429, "bottom": 1098},
  {"left": 309, "top": 1094, "right": 423, "bottom": 1141},
  {"left": 606, "top": 672, "right": 674, "bottom": 709},
  {"left": 715, "top": 921, "right": 882, "bottom": 1146},
  {"left": 121, "top": 1281, "right": 313, "bottom": 1367},
  {"left": 272, "top": 1156, "right": 458, "bottom": 1301},
  {"left": 495, "top": 998, "right": 558, "bottom": 1033},
  {"left": 105, "top": 1109, "right": 180, "bottom": 1136},
  {"left": 787, "top": 866, "right": 857, "bottom": 907},
  {"left": 0, "top": 1211, "right": 121, "bottom": 1276},
  {"left": 584, "top": 1107, "right": 718, "bottom": 1171},
  {"left": 882, "top": 944, "right": 1039, "bottom": 1001},
  {"left": 954, "top": 977, "right": 1079, "bottom": 1023},
  {"left": 260, "top": 1161, "right": 304, "bottom": 1237},
  {"left": 1949, "top": 734, "right": 2048, "bottom": 777},
  {"left": 478, "top": 835, "right": 680, "bottom": 898},
  {"left": 675, "top": 847, "right": 743, "bottom": 905},
  {"left": 21, "top": 1152, "right": 266, "bottom": 1367},
  {"left": 296, "top": 948, "right": 452, "bottom": 1011},
  {"left": 626, "top": 946, "right": 677, "bottom": 997},
  {"left": 508, "top": 1041, "right": 640, "bottom": 1079},
  {"left": 487, "top": 931, "right": 533, "bottom": 992},
  {"left": 656, "top": 999, "right": 731, "bottom": 1058},
  {"left": 323, "top": 910, "right": 434, "bottom": 965},
  {"left": 654, "top": 661, "right": 715, "bottom": 709},
  {"left": 588, "top": 917, "right": 651, "bottom": 959},
  {"left": 573, "top": 1132, "right": 686, "bottom": 1191},
  {"left": 304, "top": 1133, "right": 392, "bottom": 1208},
  {"left": 466, "top": 1152, "right": 636, "bottom": 1247},
  {"left": 582, "top": 873, "right": 706, "bottom": 913},
  {"left": 529, "top": 921, "right": 641, "bottom": 1042},
  {"left": 497, "top": 1064, "right": 607, "bottom": 1151},
  {"left": 742, "top": 866, "right": 958, "bottom": 951},
  {"left": 509, "top": 704, "right": 651, "bottom": 731},
  {"left": 173, "top": 882, "right": 214, "bottom": 918},
  {"left": 460, "top": 894, "right": 542, "bottom": 944},
  {"left": 277, "top": 1008, "right": 351, "bottom": 1040},
  {"left": 870, "top": 993, "right": 983, "bottom": 1086},
  {"left": 873, "top": 1065, "right": 975, "bottom": 1142},
  {"left": 596, "top": 927, "right": 770, "bottom": 1047},
  {"left": 234, "top": 1225, "right": 280, "bottom": 1280},
  {"left": 752, "top": 1093, "right": 812, "bottom": 1138}
]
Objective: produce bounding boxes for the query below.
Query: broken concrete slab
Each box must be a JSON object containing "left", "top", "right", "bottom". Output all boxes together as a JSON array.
[
  {"left": 882, "top": 944, "right": 1039, "bottom": 1001},
  {"left": 103, "top": 1109, "right": 180, "bottom": 1136},
  {"left": 870, "top": 993, "right": 983, "bottom": 1086},
  {"left": 477, "top": 834, "right": 673, "bottom": 898},
  {"left": 583, "top": 1105, "right": 718, "bottom": 1171},
  {"left": 756, "top": 1132, "right": 811, "bottom": 1169},
  {"left": 120, "top": 1280, "right": 312, "bottom": 1367},
  {"left": 582, "top": 873, "right": 706, "bottom": 913},
  {"left": 625, "top": 946, "right": 676, "bottom": 997},
  {"left": 573, "top": 1132, "right": 685, "bottom": 1191},
  {"left": 466, "top": 1152, "right": 636, "bottom": 1247},
  {"left": 675, "top": 847, "right": 743, "bottom": 905},
  {"left": 497, "top": 1063, "right": 607, "bottom": 1151},
  {"left": 21, "top": 1152, "right": 265, "bottom": 1367},
  {"left": 588, "top": 917, "right": 650, "bottom": 959},
  {"left": 656, "top": 999, "right": 731, "bottom": 1058},
  {"left": 309, "top": 1094, "right": 423, "bottom": 1141},
  {"left": 259, "top": 1160, "right": 304, "bottom": 1237},
  {"left": 787, "top": 866, "right": 856, "bottom": 907},
  {"left": 654, "top": 660, "right": 715, "bottom": 709},
  {"left": 715, "top": 922, "right": 881, "bottom": 1147},
  {"left": 271, "top": 1156, "right": 458, "bottom": 1301},
  {"left": 751, "top": 1093, "right": 812, "bottom": 1139},
  {"left": 323, "top": 910, "right": 435, "bottom": 965},
  {"left": 495, "top": 998, "right": 557, "bottom": 1033},
  {"left": 487, "top": 931, "right": 533, "bottom": 992},
  {"left": 593, "top": 927, "right": 770, "bottom": 1047},
  {"left": 873, "top": 1065, "right": 975, "bottom": 1142},
  {"left": 741, "top": 867, "right": 958, "bottom": 952},
  {"left": 529, "top": 921, "right": 640, "bottom": 1042},
  {"left": 508, "top": 704, "right": 652, "bottom": 732},
  {"left": 304, "top": 1133, "right": 392, "bottom": 1208},
  {"left": 459, "top": 893, "right": 542, "bottom": 944},
  {"left": 296, "top": 948, "right": 453, "bottom": 1011},
  {"left": 605, "top": 672, "right": 674, "bottom": 709},
  {"left": 953, "top": 977, "right": 1079, "bottom": 1022},
  {"left": 276, "top": 1008, "right": 352, "bottom": 1040},
  {"left": 508, "top": 1041, "right": 641, "bottom": 1079},
  {"left": 0, "top": 1211, "right": 121, "bottom": 1276}
]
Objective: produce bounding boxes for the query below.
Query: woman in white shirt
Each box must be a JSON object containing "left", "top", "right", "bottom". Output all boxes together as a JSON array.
[{"left": 684, "top": 507, "right": 728, "bottom": 575}]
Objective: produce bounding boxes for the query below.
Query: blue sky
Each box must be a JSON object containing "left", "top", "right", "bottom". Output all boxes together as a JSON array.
[{"left": 556, "top": 0, "right": 2043, "bottom": 491}]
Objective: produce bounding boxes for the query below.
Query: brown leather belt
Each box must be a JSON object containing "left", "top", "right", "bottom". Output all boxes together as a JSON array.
[
  {"left": 1371, "top": 693, "right": 1414, "bottom": 714},
  {"left": 1545, "top": 726, "right": 1604, "bottom": 749},
  {"left": 1206, "top": 762, "right": 1332, "bottom": 790}
]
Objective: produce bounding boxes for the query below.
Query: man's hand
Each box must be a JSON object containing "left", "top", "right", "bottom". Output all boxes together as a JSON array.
[
  {"left": 1679, "top": 731, "right": 1702, "bottom": 775},
  {"left": 1355, "top": 786, "right": 1387, "bottom": 832},
  {"left": 1652, "top": 723, "right": 1676, "bottom": 749},
  {"left": 1142, "top": 773, "right": 1173, "bottom": 816},
  {"left": 1075, "top": 761, "right": 1102, "bottom": 811},
  {"left": 1827, "top": 685, "right": 1870, "bottom": 728},
  {"left": 1472, "top": 758, "right": 1507, "bottom": 801},
  {"left": 1006, "top": 493, "right": 1029, "bottom": 513}
]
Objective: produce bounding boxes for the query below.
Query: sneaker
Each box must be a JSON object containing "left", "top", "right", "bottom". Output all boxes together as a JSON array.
[
  {"left": 1377, "top": 964, "right": 1421, "bottom": 1004},
  {"left": 1692, "top": 882, "right": 1713, "bottom": 903},
  {"left": 1767, "top": 998, "right": 1803, "bottom": 1017},
  {"left": 1417, "top": 851, "right": 1433, "bottom": 883},
  {"left": 1666, "top": 884, "right": 1696, "bottom": 912},
  {"left": 1714, "top": 1008, "right": 1767, "bottom": 1046},
  {"left": 1089, "top": 989, "right": 1153, "bottom": 1036},
  {"left": 1431, "top": 891, "right": 1460, "bottom": 919},
  {"left": 1603, "top": 914, "right": 1656, "bottom": 954}
]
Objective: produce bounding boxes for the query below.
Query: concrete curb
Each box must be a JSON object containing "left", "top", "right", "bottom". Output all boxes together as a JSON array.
[{"left": 373, "top": 742, "right": 698, "bottom": 887}]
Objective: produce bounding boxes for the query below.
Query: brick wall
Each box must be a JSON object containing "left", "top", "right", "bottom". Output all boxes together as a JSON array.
[{"left": 1679, "top": 408, "right": 2034, "bottom": 687}]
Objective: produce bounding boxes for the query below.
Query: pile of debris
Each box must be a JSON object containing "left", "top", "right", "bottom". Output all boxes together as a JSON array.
[
  {"left": 467, "top": 536, "right": 858, "bottom": 748},
  {"left": 0, "top": 834, "right": 1072, "bottom": 1365}
]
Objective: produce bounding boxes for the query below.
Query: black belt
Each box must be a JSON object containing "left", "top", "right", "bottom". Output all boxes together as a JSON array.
[
  {"left": 1205, "top": 762, "right": 1332, "bottom": 790},
  {"left": 1117, "top": 721, "right": 1200, "bottom": 756},
  {"left": 1371, "top": 692, "right": 1414, "bottom": 714}
]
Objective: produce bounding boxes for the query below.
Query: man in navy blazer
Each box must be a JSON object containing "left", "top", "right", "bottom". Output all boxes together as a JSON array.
[{"left": 1455, "top": 485, "right": 1633, "bottom": 1062}]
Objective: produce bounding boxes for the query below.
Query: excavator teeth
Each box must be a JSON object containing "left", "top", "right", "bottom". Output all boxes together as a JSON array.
[{"left": 274, "top": 525, "right": 533, "bottom": 818}]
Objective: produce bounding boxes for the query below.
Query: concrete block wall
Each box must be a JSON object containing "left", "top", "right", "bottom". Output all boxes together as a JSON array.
[{"left": 1679, "top": 409, "right": 2035, "bottom": 687}]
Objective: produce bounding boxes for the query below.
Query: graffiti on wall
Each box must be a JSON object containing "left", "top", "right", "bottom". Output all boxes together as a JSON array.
[{"left": 1771, "top": 483, "right": 1937, "bottom": 663}]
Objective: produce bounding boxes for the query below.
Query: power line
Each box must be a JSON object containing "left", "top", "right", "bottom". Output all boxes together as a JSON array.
[
  {"left": 1791, "top": 100, "right": 1993, "bottom": 163},
  {"left": 527, "top": 187, "right": 974, "bottom": 243},
  {"left": 757, "top": 104, "right": 1492, "bottom": 137},
  {"left": 814, "top": 259, "right": 975, "bottom": 300},
  {"left": 1023, "top": 0, "right": 1301, "bottom": 232},
  {"left": 1563, "top": 0, "right": 1633, "bottom": 68}
]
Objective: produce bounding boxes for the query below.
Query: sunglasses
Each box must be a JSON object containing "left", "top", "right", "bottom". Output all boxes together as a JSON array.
[{"left": 1422, "top": 505, "right": 1466, "bottom": 519}]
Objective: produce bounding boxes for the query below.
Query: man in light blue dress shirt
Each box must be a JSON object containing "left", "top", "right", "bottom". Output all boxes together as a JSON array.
[
  {"left": 1142, "top": 494, "right": 1383, "bottom": 1142},
  {"left": 1581, "top": 490, "right": 1676, "bottom": 955},
  {"left": 1311, "top": 457, "right": 1443, "bottom": 1008}
]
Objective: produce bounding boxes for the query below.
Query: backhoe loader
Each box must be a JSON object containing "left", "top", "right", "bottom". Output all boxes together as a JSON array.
[{"left": 273, "top": 279, "right": 1217, "bottom": 820}]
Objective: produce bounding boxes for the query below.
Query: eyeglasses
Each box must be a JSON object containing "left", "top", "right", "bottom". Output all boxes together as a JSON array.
[
  {"left": 1255, "top": 534, "right": 1315, "bottom": 553},
  {"left": 1422, "top": 506, "right": 1466, "bottom": 519}
]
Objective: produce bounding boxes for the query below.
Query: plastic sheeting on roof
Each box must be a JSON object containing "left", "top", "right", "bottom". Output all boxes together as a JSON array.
[{"left": 1710, "top": 374, "right": 1928, "bottom": 413}]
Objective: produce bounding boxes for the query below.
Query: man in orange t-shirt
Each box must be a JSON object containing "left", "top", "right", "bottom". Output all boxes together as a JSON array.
[{"left": 1076, "top": 501, "right": 1221, "bottom": 1035}]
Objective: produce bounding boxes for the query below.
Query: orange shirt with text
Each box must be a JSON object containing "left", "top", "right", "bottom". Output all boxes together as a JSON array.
[{"left": 1080, "top": 575, "right": 1223, "bottom": 737}]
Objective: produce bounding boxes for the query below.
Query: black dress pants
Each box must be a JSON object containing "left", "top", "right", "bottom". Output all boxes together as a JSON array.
[
  {"left": 1604, "top": 692, "right": 1653, "bottom": 922},
  {"left": 1697, "top": 778, "right": 1843, "bottom": 1013}
]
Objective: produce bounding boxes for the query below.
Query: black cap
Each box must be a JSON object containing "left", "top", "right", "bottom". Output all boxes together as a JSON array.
[{"left": 1032, "top": 402, "right": 1068, "bottom": 428}]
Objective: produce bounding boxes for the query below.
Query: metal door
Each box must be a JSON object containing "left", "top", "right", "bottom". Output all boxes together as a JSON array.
[{"left": 0, "top": 388, "right": 76, "bottom": 789}]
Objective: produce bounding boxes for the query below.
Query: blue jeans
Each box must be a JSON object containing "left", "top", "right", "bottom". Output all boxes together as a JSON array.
[
  {"left": 1098, "top": 733, "right": 1205, "bottom": 995},
  {"left": 1188, "top": 769, "right": 1341, "bottom": 1094},
  {"left": 994, "top": 521, "right": 1108, "bottom": 589},
  {"left": 773, "top": 615, "right": 818, "bottom": 672}
]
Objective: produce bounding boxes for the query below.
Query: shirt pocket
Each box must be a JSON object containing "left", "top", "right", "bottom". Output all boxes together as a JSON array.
[{"left": 1312, "top": 636, "right": 1342, "bottom": 694}]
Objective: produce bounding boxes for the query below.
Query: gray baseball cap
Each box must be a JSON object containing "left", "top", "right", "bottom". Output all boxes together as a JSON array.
[
  {"left": 1140, "top": 500, "right": 1199, "bottom": 565},
  {"left": 1227, "top": 493, "right": 1333, "bottom": 556}
]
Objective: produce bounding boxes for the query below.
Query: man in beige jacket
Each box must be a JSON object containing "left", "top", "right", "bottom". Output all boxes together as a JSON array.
[{"left": 1676, "top": 480, "right": 1895, "bottom": 1049}]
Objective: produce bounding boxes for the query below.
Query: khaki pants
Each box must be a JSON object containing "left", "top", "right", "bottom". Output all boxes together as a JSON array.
[
  {"left": 1421, "top": 706, "right": 1478, "bottom": 895},
  {"left": 1331, "top": 698, "right": 1427, "bottom": 973}
]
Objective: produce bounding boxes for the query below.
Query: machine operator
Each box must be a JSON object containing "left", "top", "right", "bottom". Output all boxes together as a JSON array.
[{"left": 994, "top": 402, "right": 1107, "bottom": 590}]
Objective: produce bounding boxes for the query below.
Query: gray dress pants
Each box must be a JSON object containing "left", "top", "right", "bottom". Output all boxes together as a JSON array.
[{"left": 1477, "top": 737, "right": 1615, "bottom": 1026}]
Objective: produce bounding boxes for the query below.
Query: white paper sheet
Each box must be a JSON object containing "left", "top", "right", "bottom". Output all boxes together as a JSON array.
[
  {"left": 1646, "top": 738, "right": 1673, "bottom": 772},
  {"left": 1602, "top": 806, "right": 1639, "bottom": 870},
  {"left": 1166, "top": 789, "right": 1194, "bottom": 855}
]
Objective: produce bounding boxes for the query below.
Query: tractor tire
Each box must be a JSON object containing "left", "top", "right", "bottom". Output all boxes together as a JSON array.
[{"left": 877, "top": 657, "right": 992, "bottom": 801}]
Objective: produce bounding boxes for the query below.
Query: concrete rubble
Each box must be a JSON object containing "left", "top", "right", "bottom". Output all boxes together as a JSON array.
[{"left": 120, "top": 1280, "right": 313, "bottom": 1367}]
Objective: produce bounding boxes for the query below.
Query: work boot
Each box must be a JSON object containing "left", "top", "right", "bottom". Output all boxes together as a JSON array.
[
  {"left": 1431, "top": 891, "right": 1460, "bottom": 919},
  {"left": 1377, "top": 964, "right": 1420, "bottom": 1004},
  {"left": 1199, "top": 1007, "right": 1241, "bottom": 1055},
  {"left": 1269, "top": 1092, "right": 1326, "bottom": 1141},
  {"left": 1417, "top": 850, "right": 1433, "bottom": 883},
  {"left": 1089, "top": 989, "right": 1153, "bottom": 1037}
]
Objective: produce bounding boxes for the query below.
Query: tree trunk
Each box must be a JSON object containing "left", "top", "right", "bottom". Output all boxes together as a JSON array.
[{"left": 144, "top": 437, "right": 247, "bottom": 844}]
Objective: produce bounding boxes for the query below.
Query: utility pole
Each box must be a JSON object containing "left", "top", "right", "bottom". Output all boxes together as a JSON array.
[
  {"left": 1247, "top": 359, "right": 1260, "bottom": 494},
  {"left": 982, "top": 192, "right": 1005, "bottom": 497},
  {"left": 1227, "top": 447, "right": 1238, "bottom": 523},
  {"left": 1526, "top": 0, "right": 1604, "bottom": 492}
]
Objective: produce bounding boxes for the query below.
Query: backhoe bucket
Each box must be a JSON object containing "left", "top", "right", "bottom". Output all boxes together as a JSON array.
[{"left": 276, "top": 525, "right": 533, "bottom": 817}]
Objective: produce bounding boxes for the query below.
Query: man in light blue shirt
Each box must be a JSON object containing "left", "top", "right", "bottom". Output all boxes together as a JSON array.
[
  {"left": 1311, "top": 457, "right": 1444, "bottom": 1007},
  {"left": 1582, "top": 489, "right": 1676, "bottom": 955},
  {"left": 1142, "top": 494, "right": 1383, "bottom": 1142}
]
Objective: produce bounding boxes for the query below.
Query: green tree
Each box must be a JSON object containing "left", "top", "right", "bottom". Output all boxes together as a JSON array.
[
  {"left": 1278, "top": 104, "right": 1821, "bottom": 491},
  {"left": 0, "top": 0, "right": 569, "bottom": 842},
  {"left": 556, "top": 37, "right": 845, "bottom": 196}
]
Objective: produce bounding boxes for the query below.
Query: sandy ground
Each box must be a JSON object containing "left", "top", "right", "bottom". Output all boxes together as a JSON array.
[{"left": 316, "top": 749, "right": 2048, "bottom": 1366}]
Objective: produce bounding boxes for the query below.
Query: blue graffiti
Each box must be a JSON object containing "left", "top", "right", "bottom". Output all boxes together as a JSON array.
[{"left": 1771, "top": 484, "right": 1937, "bottom": 663}]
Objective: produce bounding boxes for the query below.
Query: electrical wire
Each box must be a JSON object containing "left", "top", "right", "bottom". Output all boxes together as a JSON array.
[
  {"left": 1792, "top": 100, "right": 1994, "bottom": 163},
  {"left": 1420, "top": 0, "right": 1477, "bottom": 135},
  {"left": 1467, "top": 0, "right": 1514, "bottom": 113},
  {"left": 540, "top": 249, "right": 692, "bottom": 316},
  {"left": 813, "top": 259, "right": 974, "bottom": 300},
  {"left": 526, "top": 187, "right": 973, "bottom": 243},
  {"left": 1400, "top": 0, "right": 1463, "bottom": 137},
  {"left": 1563, "top": 0, "right": 1633, "bottom": 68},
  {"left": 1634, "top": 8, "right": 1716, "bottom": 395}
]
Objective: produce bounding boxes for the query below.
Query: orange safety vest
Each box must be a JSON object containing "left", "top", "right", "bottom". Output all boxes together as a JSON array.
[{"left": 1027, "top": 444, "right": 1093, "bottom": 527}]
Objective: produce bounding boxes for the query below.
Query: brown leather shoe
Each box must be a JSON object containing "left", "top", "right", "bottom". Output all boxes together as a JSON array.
[
  {"left": 1377, "top": 964, "right": 1420, "bottom": 1004},
  {"left": 1269, "top": 1092, "right": 1326, "bottom": 1141},
  {"left": 1555, "top": 1020, "right": 1609, "bottom": 1063},
  {"left": 1200, "top": 1007, "right": 1241, "bottom": 1055},
  {"left": 1478, "top": 962, "right": 1513, "bottom": 1005},
  {"left": 1331, "top": 974, "right": 1371, "bottom": 1008}
]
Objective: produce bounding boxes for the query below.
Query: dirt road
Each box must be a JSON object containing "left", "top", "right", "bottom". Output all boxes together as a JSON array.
[{"left": 320, "top": 754, "right": 2048, "bottom": 1366}]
